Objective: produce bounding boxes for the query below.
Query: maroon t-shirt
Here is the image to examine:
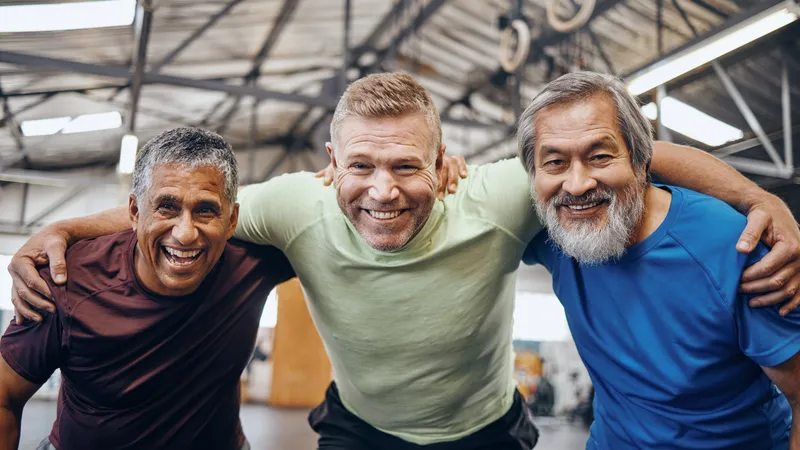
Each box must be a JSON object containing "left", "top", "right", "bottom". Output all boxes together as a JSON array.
[{"left": 0, "top": 229, "right": 294, "bottom": 450}]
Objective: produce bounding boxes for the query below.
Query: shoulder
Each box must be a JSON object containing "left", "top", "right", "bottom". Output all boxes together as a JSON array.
[
  {"left": 665, "top": 186, "right": 753, "bottom": 292},
  {"left": 223, "top": 239, "right": 295, "bottom": 284},
  {"left": 238, "top": 171, "right": 333, "bottom": 210},
  {"left": 55, "top": 229, "right": 135, "bottom": 305},
  {"left": 667, "top": 186, "right": 747, "bottom": 252}
]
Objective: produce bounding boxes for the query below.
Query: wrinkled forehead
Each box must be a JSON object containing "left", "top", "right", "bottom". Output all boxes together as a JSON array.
[
  {"left": 147, "top": 164, "right": 230, "bottom": 203},
  {"left": 336, "top": 114, "right": 438, "bottom": 162}
]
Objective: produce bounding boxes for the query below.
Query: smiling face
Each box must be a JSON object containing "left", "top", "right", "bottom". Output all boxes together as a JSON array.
[
  {"left": 130, "top": 163, "right": 239, "bottom": 296},
  {"left": 532, "top": 94, "right": 647, "bottom": 263},
  {"left": 327, "top": 114, "right": 444, "bottom": 252}
]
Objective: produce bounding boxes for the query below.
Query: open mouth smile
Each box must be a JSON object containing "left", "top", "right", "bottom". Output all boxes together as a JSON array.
[
  {"left": 365, "top": 209, "right": 406, "bottom": 220},
  {"left": 161, "top": 246, "right": 204, "bottom": 266}
]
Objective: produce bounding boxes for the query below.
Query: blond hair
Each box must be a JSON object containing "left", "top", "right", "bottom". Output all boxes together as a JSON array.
[{"left": 330, "top": 72, "right": 442, "bottom": 156}]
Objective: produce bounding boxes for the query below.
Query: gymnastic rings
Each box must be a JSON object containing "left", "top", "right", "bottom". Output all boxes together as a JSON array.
[
  {"left": 499, "top": 19, "right": 531, "bottom": 73},
  {"left": 546, "top": 0, "right": 596, "bottom": 33}
]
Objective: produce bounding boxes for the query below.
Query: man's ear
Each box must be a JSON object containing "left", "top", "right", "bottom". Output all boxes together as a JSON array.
[
  {"left": 326, "top": 142, "right": 337, "bottom": 168},
  {"left": 128, "top": 195, "right": 140, "bottom": 231},
  {"left": 435, "top": 143, "right": 446, "bottom": 171},
  {"left": 227, "top": 203, "right": 240, "bottom": 240}
]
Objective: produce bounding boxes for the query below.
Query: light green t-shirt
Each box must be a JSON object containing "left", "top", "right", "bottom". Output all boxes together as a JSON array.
[{"left": 235, "top": 157, "right": 542, "bottom": 444}]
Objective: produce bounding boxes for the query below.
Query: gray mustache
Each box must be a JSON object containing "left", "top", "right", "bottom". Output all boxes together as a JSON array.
[{"left": 552, "top": 189, "right": 613, "bottom": 207}]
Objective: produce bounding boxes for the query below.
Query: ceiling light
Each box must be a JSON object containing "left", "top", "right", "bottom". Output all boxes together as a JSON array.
[
  {"left": 62, "top": 112, "right": 122, "bottom": 134},
  {"left": 118, "top": 134, "right": 139, "bottom": 175},
  {"left": 642, "top": 97, "right": 744, "bottom": 146},
  {"left": 0, "top": 0, "right": 136, "bottom": 33},
  {"left": 627, "top": 3, "right": 798, "bottom": 95},
  {"left": 20, "top": 116, "right": 71, "bottom": 137}
]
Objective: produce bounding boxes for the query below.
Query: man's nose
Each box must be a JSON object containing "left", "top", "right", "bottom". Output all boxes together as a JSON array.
[
  {"left": 368, "top": 170, "right": 400, "bottom": 203},
  {"left": 562, "top": 163, "right": 597, "bottom": 197},
  {"left": 172, "top": 212, "right": 199, "bottom": 245}
]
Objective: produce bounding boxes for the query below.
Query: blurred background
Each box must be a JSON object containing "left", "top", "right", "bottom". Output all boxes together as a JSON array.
[{"left": 0, "top": 0, "right": 798, "bottom": 448}]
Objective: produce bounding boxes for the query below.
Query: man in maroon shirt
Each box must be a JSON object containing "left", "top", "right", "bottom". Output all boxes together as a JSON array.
[{"left": 0, "top": 128, "right": 294, "bottom": 450}]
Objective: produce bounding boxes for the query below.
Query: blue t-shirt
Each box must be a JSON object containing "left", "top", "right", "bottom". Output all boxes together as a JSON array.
[{"left": 523, "top": 186, "right": 800, "bottom": 450}]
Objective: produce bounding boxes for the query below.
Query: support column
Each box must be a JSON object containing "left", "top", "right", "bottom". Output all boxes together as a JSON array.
[{"left": 269, "top": 278, "right": 332, "bottom": 407}]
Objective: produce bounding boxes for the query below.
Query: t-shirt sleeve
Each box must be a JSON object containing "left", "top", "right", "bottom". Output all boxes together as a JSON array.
[
  {"left": 0, "top": 270, "right": 63, "bottom": 385},
  {"left": 522, "top": 231, "right": 555, "bottom": 273},
  {"left": 461, "top": 157, "right": 542, "bottom": 244},
  {"left": 234, "top": 171, "right": 326, "bottom": 249},
  {"left": 735, "top": 243, "right": 800, "bottom": 367}
]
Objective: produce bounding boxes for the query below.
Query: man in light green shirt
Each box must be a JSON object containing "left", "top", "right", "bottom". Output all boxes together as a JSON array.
[{"left": 10, "top": 72, "right": 800, "bottom": 450}]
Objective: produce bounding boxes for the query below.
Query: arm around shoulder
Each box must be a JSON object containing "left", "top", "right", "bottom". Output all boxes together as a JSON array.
[
  {"left": 762, "top": 352, "right": 800, "bottom": 449},
  {"left": 234, "top": 171, "right": 328, "bottom": 248}
]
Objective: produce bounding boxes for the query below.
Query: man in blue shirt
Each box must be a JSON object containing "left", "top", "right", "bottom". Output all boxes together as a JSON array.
[{"left": 518, "top": 71, "right": 800, "bottom": 450}]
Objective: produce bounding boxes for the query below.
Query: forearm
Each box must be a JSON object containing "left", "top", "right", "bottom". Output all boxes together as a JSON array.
[
  {"left": 48, "top": 206, "right": 131, "bottom": 245},
  {"left": 650, "top": 141, "right": 776, "bottom": 214},
  {"left": 0, "top": 407, "right": 21, "bottom": 450}
]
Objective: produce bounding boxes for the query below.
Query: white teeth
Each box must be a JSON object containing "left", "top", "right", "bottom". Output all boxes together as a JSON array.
[
  {"left": 566, "top": 201, "right": 601, "bottom": 211},
  {"left": 164, "top": 247, "right": 201, "bottom": 259},
  {"left": 368, "top": 210, "right": 402, "bottom": 219}
]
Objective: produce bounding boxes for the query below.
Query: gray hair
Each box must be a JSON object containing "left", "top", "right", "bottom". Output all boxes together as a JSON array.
[
  {"left": 517, "top": 71, "right": 653, "bottom": 175},
  {"left": 330, "top": 72, "right": 442, "bottom": 156},
  {"left": 131, "top": 127, "right": 238, "bottom": 208}
]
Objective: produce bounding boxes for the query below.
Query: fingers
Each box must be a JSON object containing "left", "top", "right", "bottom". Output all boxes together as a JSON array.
[
  {"left": 314, "top": 169, "right": 325, "bottom": 178},
  {"left": 741, "top": 259, "right": 800, "bottom": 294},
  {"left": 447, "top": 157, "right": 459, "bottom": 194},
  {"left": 9, "top": 257, "right": 53, "bottom": 300},
  {"left": 455, "top": 156, "right": 467, "bottom": 178},
  {"left": 45, "top": 240, "right": 68, "bottom": 284},
  {"left": 748, "top": 276, "right": 800, "bottom": 315},
  {"left": 737, "top": 210, "right": 769, "bottom": 253},
  {"left": 324, "top": 166, "right": 334, "bottom": 186},
  {"left": 11, "top": 290, "right": 42, "bottom": 324},
  {"left": 741, "top": 241, "right": 795, "bottom": 282}
]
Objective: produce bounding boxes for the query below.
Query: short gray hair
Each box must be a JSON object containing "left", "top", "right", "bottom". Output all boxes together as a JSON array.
[
  {"left": 132, "top": 127, "right": 238, "bottom": 208},
  {"left": 517, "top": 71, "right": 653, "bottom": 175},
  {"left": 330, "top": 72, "right": 442, "bottom": 156}
]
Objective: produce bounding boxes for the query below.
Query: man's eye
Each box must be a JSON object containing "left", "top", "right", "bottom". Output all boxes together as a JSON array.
[
  {"left": 544, "top": 160, "right": 563, "bottom": 167},
  {"left": 158, "top": 204, "right": 177, "bottom": 211},
  {"left": 396, "top": 165, "right": 418, "bottom": 173},
  {"left": 592, "top": 154, "right": 612, "bottom": 161},
  {"left": 351, "top": 163, "right": 369, "bottom": 170}
]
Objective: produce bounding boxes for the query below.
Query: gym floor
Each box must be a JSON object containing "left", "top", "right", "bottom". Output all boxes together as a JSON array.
[{"left": 19, "top": 400, "right": 590, "bottom": 449}]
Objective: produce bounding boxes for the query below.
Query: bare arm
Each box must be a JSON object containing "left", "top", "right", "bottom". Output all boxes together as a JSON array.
[
  {"left": 651, "top": 141, "right": 800, "bottom": 314},
  {"left": 650, "top": 141, "right": 766, "bottom": 216},
  {"left": 0, "top": 355, "right": 41, "bottom": 450},
  {"left": 762, "top": 352, "right": 800, "bottom": 450}
]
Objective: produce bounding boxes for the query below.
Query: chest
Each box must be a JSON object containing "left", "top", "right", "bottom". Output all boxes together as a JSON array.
[
  {"left": 552, "top": 256, "right": 746, "bottom": 399},
  {"left": 289, "top": 224, "right": 523, "bottom": 355},
  {"left": 61, "top": 282, "right": 268, "bottom": 406}
]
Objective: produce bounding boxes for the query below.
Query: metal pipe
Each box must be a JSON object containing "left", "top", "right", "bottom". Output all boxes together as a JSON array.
[
  {"left": 150, "top": 0, "right": 246, "bottom": 74},
  {"left": 128, "top": 0, "right": 155, "bottom": 133},
  {"left": 782, "top": 59, "right": 793, "bottom": 170}
]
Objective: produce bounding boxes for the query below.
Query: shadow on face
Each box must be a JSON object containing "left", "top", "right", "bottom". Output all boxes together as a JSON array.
[
  {"left": 326, "top": 114, "right": 444, "bottom": 251},
  {"left": 129, "top": 164, "right": 239, "bottom": 297}
]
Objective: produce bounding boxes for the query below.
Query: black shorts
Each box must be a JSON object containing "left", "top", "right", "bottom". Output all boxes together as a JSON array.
[{"left": 308, "top": 382, "right": 539, "bottom": 450}]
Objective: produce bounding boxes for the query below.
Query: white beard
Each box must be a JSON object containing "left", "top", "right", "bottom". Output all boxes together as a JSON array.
[{"left": 534, "top": 182, "right": 646, "bottom": 265}]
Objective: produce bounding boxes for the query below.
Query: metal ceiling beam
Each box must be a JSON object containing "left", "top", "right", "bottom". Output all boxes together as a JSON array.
[
  {"left": 623, "top": 0, "right": 787, "bottom": 79},
  {"left": 214, "top": 0, "right": 301, "bottom": 133},
  {"left": 1, "top": 84, "right": 131, "bottom": 98},
  {"left": 288, "top": 0, "right": 451, "bottom": 155},
  {"left": 128, "top": 0, "right": 155, "bottom": 133},
  {"left": 150, "top": 0, "right": 246, "bottom": 74},
  {"left": 0, "top": 50, "right": 340, "bottom": 108},
  {"left": 0, "top": 168, "right": 118, "bottom": 187},
  {"left": 361, "top": 0, "right": 449, "bottom": 75},
  {"left": 0, "top": 93, "right": 56, "bottom": 128}
]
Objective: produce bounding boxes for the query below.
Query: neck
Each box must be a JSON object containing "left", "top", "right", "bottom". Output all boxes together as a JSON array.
[{"left": 629, "top": 185, "right": 671, "bottom": 246}]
